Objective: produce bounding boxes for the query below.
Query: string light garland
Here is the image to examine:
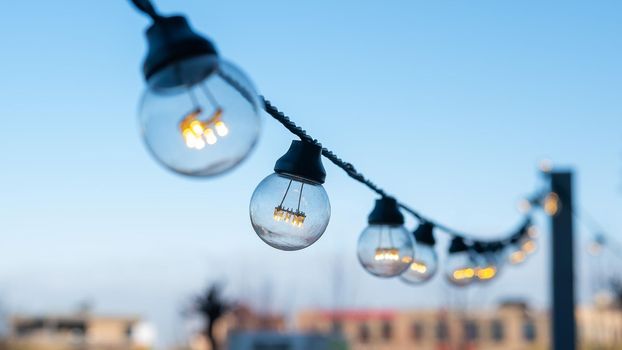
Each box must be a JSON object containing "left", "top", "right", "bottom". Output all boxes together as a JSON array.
[{"left": 129, "top": 0, "right": 560, "bottom": 286}]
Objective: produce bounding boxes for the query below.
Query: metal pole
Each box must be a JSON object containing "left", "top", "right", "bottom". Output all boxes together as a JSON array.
[{"left": 550, "top": 171, "right": 576, "bottom": 350}]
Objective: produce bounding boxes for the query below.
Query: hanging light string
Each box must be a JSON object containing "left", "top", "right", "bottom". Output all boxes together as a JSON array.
[
  {"left": 263, "top": 97, "right": 539, "bottom": 245},
  {"left": 127, "top": 0, "right": 541, "bottom": 248}
]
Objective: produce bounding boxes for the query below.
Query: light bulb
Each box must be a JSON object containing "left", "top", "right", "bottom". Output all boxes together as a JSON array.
[
  {"left": 357, "top": 197, "right": 413, "bottom": 278},
  {"left": 400, "top": 222, "right": 438, "bottom": 285},
  {"left": 508, "top": 249, "right": 526, "bottom": 265},
  {"left": 543, "top": 192, "right": 560, "bottom": 216},
  {"left": 250, "top": 141, "right": 330, "bottom": 251},
  {"left": 445, "top": 237, "right": 475, "bottom": 287},
  {"left": 471, "top": 243, "right": 501, "bottom": 282},
  {"left": 138, "top": 16, "right": 261, "bottom": 177},
  {"left": 358, "top": 225, "right": 414, "bottom": 277}
]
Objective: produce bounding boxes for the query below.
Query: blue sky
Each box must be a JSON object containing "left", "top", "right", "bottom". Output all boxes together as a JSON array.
[{"left": 0, "top": 0, "right": 621, "bottom": 346}]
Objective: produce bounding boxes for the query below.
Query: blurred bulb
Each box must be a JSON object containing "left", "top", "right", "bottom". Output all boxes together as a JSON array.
[
  {"left": 445, "top": 251, "right": 476, "bottom": 287},
  {"left": 543, "top": 192, "right": 560, "bottom": 216},
  {"left": 357, "top": 224, "right": 414, "bottom": 277},
  {"left": 250, "top": 173, "right": 330, "bottom": 251},
  {"left": 517, "top": 199, "right": 532, "bottom": 214},
  {"left": 400, "top": 244, "right": 438, "bottom": 285},
  {"left": 522, "top": 239, "right": 537, "bottom": 255},
  {"left": 140, "top": 55, "right": 261, "bottom": 177},
  {"left": 527, "top": 225, "right": 538, "bottom": 238},
  {"left": 539, "top": 159, "right": 553, "bottom": 173},
  {"left": 508, "top": 249, "right": 526, "bottom": 265}
]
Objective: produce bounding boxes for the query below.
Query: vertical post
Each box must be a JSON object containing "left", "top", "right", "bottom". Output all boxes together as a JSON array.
[{"left": 550, "top": 171, "right": 576, "bottom": 350}]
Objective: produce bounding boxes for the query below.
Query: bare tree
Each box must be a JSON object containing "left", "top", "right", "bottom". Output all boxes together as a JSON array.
[{"left": 189, "top": 283, "right": 231, "bottom": 350}]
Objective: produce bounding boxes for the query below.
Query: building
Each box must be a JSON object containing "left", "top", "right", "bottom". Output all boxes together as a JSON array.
[
  {"left": 227, "top": 331, "right": 346, "bottom": 350},
  {"left": 7, "top": 313, "right": 145, "bottom": 350},
  {"left": 297, "top": 302, "right": 622, "bottom": 350}
]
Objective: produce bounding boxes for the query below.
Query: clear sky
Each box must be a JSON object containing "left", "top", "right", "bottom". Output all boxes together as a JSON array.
[{"left": 0, "top": 0, "right": 621, "bottom": 347}]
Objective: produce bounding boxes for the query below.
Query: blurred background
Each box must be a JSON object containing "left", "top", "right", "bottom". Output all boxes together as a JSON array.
[{"left": 0, "top": 0, "right": 620, "bottom": 349}]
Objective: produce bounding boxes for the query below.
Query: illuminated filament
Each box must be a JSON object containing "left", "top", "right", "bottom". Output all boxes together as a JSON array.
[
  {"left": 374, "top": 248, "right": 400, "bottom": 261},
  {"left": 374, "top": 226, "right": 400, "bottom": 262},
  {"left": 476, "top": 266, "right": 497, "bottom": 280},
  {"left": 452, "top": 267, "right": 475, "bottom": 281},
  {"left": 273, "top": 205, "right": 306, "bottom": 227},
  {"left": 180, "top": 107, "right": 227, "bottom": 149},
  {"left": 273, "top": 180, "right": 306, "bottom": 228},
  {"left": 409, "top": 260, "right": 428, "bottom": 274}
]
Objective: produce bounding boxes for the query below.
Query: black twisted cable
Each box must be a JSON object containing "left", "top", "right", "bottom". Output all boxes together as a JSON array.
[
  {"left": 262, "top": 97, "right": 533, "bottom": 243},
  {"left": 130, "top": 0, "right": 163, "bottom": 21}
]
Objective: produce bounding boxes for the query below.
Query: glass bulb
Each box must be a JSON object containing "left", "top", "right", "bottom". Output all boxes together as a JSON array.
[
  {"left": 400, "top": 243, "right": 438, "bottom": 284},
  {"left": 139, "top": 55, "right": 262, "bottom": 177},
  {"left": 250, "top": 173, "right": 330, "bottom": 251},
  {"left": 357, "top": 225, "right": 413, "bottom": 278},
  {"left": 507, "top": 246, "right": 527, "bottom": 265},
  {"left": 543, "top": 192, "right": 561, "bottom": 216},
  {"left": 445, "top": 251, "right": 476, "bottom": 286}
]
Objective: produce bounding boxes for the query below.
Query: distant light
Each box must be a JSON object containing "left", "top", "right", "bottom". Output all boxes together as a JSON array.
[
  {"left": 539, "top": 159, "right": 553, "bottom": 173},
  {"left": 132, "top": 322, "right": 157, "bottom": 347}
]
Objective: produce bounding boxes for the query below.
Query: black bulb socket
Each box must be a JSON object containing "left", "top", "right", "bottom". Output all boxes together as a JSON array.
[
  {"left": 142, "top": 15, "right": 218, "bottom": 81},
  {"left": 368, "top": 197, "right": 404, "bottom": 226},
  {"left": 274, "top": 140, "right": 326, "bottom": 185},
  {"left": 448, "top": 237, "right": 469, "bottom": 254},
  {"left": 414, "top": 222, "right": 435, "bottom": 246}
]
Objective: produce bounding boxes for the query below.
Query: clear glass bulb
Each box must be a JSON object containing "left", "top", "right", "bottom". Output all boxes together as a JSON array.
[
  {"left": 357, "top": 225, "right": 414, "bottom": 278},
  {"left": 139, "top": 54, "right": 262, "bottom": 177},
  {"left": 445, "top": 251, "right": 476, "bottom": 286},
  {"left": 400, "top": 243, "right": 438, "bottom": 284},
  {"left": 250, "top": 173, "right": 330, "bottom": 251}
]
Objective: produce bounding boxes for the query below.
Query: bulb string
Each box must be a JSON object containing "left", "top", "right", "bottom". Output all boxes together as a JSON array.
[{"left": 262, "top": 97, "right": 536, "bottom": 244}]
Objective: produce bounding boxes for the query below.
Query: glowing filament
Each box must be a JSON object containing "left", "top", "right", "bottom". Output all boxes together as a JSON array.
[
  {"left": 273, "top": 205, "right": 306, "bottom": 228},
  {"left": 476, "top": 266, "right": 497, "bottom": 280},
  {"left": 409, "top": 260, "right": 428, "bottom": 274},
  {"left": 179, "top": 108, "right": 228, "bottom": 149},
  {"left": 374, "top": 248, "right": 400, "bottom": 262},
  {"left": 452, "top": 268, "right": 475, "bottom": 281}
]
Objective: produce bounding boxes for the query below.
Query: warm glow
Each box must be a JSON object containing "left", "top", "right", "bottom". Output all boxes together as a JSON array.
[
  {"left": 374, "top": 248, "right": 400, "bottom": 262},
  {"left": 409, "top": 260, "right": 428, "bottom": 274},
  {"left": 452, "top": 268, "right": 475, "bottom": 281},
  {"left": 543, "top": 192, "right": 560, "bottom": 216},
  {"left": 476, "top": 266, "right": 497, "bottom": 280},
  {"left": 179, "top": 108, "right": 227, "bottom": 149},
  {"left": 215, "top": 121, "right": 229, "bottom": 136},
  {"left": 522, "top": 239, "right": 537, "bottom": 254},
  {"left": 273, "top": 206, "right": 305, "bottom": 228},
  {"left": 509, "top": 250, "right": 526, "bottom": 265}
]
